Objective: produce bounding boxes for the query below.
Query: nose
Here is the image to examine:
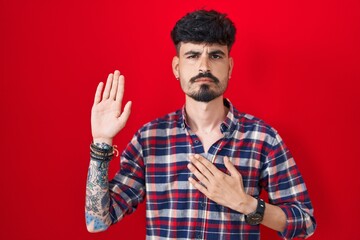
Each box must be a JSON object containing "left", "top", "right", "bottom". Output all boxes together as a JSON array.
[{"left": 198, "top": 54, "right": 210, "bottom": 73}]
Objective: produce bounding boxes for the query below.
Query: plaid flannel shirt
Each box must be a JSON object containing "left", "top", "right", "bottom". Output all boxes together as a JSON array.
[{"left": 108, "top": 99, "right": 316, "bottom": 239}]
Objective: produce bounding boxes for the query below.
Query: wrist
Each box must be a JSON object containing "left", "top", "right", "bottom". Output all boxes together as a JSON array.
[
  {"left": 245, "top": 198, "right": 266, "bottom": 225},
  {"left": 93, "top": 138, "right": 113, "bottom": 145},
  {"left": 90, "top": 142, "right": 119, "bottom": 162},
  {"left": 235, "top": 194, "right": 258, "bottom": 215}
]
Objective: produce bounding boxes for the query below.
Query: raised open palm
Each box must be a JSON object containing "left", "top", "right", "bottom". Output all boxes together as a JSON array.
[{"left": 91, "top": 70, "right": 132, "bottom": 145}]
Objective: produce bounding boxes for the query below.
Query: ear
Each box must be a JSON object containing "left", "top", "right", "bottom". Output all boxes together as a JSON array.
[
  {"left": 228, "top": 57, "right": 234, "bottom": 78},
  {"left": 172, "top": 56, "right": 180, "bottom": 79}
]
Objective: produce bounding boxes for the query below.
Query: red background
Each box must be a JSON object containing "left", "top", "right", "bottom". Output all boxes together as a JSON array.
[{"left": 1, "top": 0, "right": 359, "bottom": 239}]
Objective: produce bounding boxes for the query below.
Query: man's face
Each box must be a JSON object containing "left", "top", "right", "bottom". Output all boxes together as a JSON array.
[{"left": 172, "top": 42, "right": 233, "bottom": 102}]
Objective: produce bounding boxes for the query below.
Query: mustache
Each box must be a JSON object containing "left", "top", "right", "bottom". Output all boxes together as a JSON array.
[{"left": 190, "top": 72, "right": 219, "bottom": 84}]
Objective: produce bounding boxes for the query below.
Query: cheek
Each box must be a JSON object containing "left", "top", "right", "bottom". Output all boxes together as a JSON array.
[
  {"left": 216, "top": 65, "right": 231, "bottom": 79},
  {"left": 179, "top": 68, "right": 196, "bottom": 79},
  {"left": 179, "top": 79, "right": 188, "bottom": 92},
  {"left": 179, "top": 61, "right": 198, "bottom": 74}
]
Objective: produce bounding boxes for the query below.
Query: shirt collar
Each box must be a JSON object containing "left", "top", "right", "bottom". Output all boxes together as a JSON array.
[{"left": 179, "top": 98, "right": 237, "bottom": 135}]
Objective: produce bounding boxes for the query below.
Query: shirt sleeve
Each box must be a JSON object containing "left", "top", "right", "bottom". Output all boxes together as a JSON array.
[
  {"left": 108, "top": 131, "right": 146, "bottom": 224},
  {"left": 260, "top": 133, "right": 316, "bottom": 239}
]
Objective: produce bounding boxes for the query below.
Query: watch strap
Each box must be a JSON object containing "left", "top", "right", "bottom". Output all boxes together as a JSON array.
[
  {"left": 257, "top": 198, "right": 265, "bottom": 214},
  {"left": 245, "top": 198, "right": 265, "bottom": 225}
]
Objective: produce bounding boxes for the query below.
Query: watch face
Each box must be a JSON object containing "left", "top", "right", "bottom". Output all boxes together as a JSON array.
[
  {"left": 245, "top": 198, "right": 265, "bottom": 225},
  {"left": 246, "top": 213, "right": 263, "bottom": 225}
]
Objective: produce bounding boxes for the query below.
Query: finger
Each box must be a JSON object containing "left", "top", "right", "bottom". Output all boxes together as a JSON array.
[
  {"left": 189, "top": 155, "right": 214, "bottom": 180},
  {"left": 189, "top": 177, "right": 209, "bottom": 195},
  {"left": 187, "top": 163, "right": 210, "bottom": 186},
  {"left": 224, "top": 156, "right": 240, "bottom": 177},
  {"left": 93, "top": 82, "right": 104, "bottom": 105},
  {"left": 115, "top": 75, "right": 125, "bottom": 105},
  {"left": 118, "top": 101, "right": 132, "bottom": 126},
  {"left": 102, "top": 73, "right": 113, "bottom": 99},
  {"left": 114, "top": 69, "right": 120, "bottom": 77},
  {"left": 109, "top": 75, "right": 119, "bottom": 100},
  {"left": 192, "top": 154, "right": 217, "bottom": 174},
  {"left": 196, "top": 154, "right": 227, "bottom": 179}
]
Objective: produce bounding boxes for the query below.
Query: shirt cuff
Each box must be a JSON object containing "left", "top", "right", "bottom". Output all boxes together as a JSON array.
[{"left": 278, "top": 204, "right": 315, "bottom": 239}]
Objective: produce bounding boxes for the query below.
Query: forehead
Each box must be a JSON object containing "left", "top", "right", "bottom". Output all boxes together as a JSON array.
[{"left": 179, "top": 42, "right": 229, "bottom": 55}]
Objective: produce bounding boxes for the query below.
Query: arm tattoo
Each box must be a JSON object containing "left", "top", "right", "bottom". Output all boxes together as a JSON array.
[{"left": 85, "top": 160, "right": 112, "bottom": 231}]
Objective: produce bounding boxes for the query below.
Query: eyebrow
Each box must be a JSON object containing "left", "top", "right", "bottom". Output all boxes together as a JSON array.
[
  {"left": 208, "top": 50, "right": 226, "bottom": 56},
  {"left": 184, "top": 50, "right": 202, "bottom": 56},
  {"left": 183, "top": 49, "right": 226, "bottom": 56}
]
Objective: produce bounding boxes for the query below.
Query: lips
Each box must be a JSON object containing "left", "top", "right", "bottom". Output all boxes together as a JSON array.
[{"left": 195, "top": 77, "right": 214, "bottom": 82}]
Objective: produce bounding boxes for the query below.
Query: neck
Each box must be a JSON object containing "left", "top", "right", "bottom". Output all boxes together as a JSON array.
[{"left": 185, "top": 95, "right": 228, "bottom": 133}]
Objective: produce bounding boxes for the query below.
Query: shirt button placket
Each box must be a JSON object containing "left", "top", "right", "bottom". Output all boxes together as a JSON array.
[{"left": 195, "top": 198, "right": 205, "bottom": 240}]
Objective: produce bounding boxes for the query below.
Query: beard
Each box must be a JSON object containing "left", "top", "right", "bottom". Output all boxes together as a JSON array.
[
  {"left": 187, "top": 84, "right": 223, "bottom": 102},
  {"left": 186, "top": 72, "right": 226, "bottom": 102}
]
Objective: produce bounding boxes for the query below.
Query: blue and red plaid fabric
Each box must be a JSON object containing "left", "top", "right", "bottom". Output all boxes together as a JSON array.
[{"left": 108, "top": 99, "right": 316, "bottom": 239}]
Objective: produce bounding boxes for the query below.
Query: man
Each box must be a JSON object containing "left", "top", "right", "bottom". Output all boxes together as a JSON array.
[{"left": 86, "top": 9, "right": 316, "bottom": 239}]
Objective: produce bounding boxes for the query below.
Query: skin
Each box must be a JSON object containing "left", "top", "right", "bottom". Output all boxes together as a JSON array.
[
  {"left": 85, "top": 160, "right": 111, "bottom": 232},
  {"left": 172, "top": 42, "right": 233, "bottom": 103},
  {"left": 87, "top": 42, "right": 286, "bottom": 233},
  {"left": 87, "top": 70, "right": 131, "bottom": 232},
  {"left": 91, "top": 70, "right": 132, "bottom": 145}
]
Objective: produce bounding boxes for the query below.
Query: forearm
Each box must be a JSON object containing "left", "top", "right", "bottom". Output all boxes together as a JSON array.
[
  {"left": 262, "top": 202, "right": 286, "bottom": 232},
  {"left": 235, "top": 195, "right": 286, "bottom": 232},
  {"left": 262, "top": 136, "right": 316, "bottom": 238},
  {"left": 85, "top": 159, "right": 112, "bottom": 232}
]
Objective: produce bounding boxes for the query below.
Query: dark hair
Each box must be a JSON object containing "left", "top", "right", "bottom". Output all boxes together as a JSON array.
[{"left": 171, "top": 9, "right": 236, "bottom": 53}]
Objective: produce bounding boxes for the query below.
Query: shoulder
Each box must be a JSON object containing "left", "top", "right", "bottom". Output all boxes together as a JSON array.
[
  {"left": 232, "top": 107, "right": 280, "bottom": 145},
  {"left": 240, "top": 112, "right": 277, "bottom": 134}
]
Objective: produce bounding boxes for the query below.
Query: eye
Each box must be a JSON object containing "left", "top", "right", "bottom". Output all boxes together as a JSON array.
[
  {"left": 187, "top": 54, "right": 199, "bottom": 59},
  {"left": 211, "top": 54, "right": 222, "bottom": 59}
]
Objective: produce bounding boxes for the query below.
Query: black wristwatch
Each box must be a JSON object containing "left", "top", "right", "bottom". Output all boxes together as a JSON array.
[{"left": 245, "top": 198, "right": 266, "bottom": 225}]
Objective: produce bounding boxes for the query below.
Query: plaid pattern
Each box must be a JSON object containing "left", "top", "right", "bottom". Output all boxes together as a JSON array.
[{"left": 108, "top": 99, "right": 316, "bottom": 239}]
